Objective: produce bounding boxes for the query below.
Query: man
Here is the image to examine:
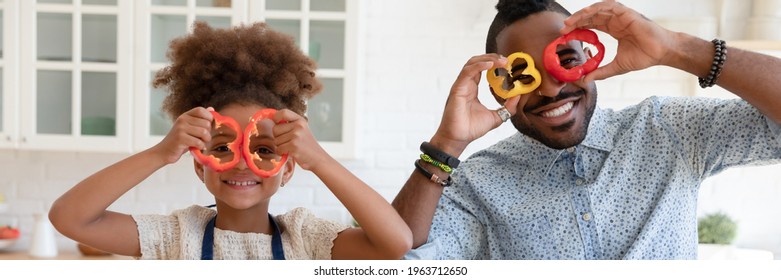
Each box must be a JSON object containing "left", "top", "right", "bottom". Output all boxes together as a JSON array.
[{"left": 392, "top": 0, "right": 781, "bottom": 259}]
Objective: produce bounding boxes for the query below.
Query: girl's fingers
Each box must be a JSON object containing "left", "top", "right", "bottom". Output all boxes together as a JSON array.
[{"left": 272, "top": 108, "right": 302, "bottom": 124}]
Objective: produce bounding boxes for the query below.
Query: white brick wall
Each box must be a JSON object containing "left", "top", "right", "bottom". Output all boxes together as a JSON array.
[{"left": 0, "top": 0, "right": 779, "bottom": 259}]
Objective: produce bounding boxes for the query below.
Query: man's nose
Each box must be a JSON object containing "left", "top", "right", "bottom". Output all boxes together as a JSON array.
[{"left": 537, "top": 68, "right": 566, "bottom": 97}]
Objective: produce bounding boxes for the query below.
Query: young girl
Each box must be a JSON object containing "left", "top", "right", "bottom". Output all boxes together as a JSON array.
[{"left": 49, "top": 22, "right": 412, "bottom": 259}]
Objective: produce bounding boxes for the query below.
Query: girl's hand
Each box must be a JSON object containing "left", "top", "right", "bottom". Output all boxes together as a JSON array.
[
  {"left": 431, "top": 53, "right": 520, "bottom": 156},
  {"left": 151, "top": 107, "right": 214, "bottom": 164},
  {"left": 560, "top": 0, "right": 676, "bottom": 82},
  {"left": 272, "top": 109, "right": 328, "bottom": 171}
]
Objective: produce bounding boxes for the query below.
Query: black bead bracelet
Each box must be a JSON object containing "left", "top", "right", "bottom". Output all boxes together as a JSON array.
[{"left": 698, "top": 38, "right": 727, "bottom": 89}]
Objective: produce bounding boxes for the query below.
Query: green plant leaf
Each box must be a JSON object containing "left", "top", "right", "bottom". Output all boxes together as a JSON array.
[{"left": 698, "top": 212, "right": 737, "bottom": 245}]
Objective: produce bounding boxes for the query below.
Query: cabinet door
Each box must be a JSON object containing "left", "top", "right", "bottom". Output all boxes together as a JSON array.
[
  {"left": 19, "top": 0, "right": 133, "bottom": 152},
  {"left": 0, "top": 0, "right": 19, "bottom": 148},
  {"left": 250, "top": 0, "right": 358, "bottom": 159},
  {"left": 132, "top": 0, "right": 248, "bottom": 151}
]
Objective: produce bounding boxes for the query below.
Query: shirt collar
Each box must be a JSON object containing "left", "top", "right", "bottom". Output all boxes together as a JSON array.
[{"left": 580, "top": 106, "right": 614, "bottom": 152}]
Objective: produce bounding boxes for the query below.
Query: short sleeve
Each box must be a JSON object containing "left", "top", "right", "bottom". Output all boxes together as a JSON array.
[
  {"left": 131, "top": 213, "right": 182, "bottom": 259},
  {"left": 656, "top": 97, "right": 781, "bottom": 177},
  {"left": 277, "top": 207, "right": 350, "bottom": 260},
  {"left": 131, "top": 205, "right": 215, "bottom": 260}
]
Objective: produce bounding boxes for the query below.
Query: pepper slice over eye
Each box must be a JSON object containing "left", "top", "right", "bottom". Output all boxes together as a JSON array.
[
  {"left": 189, "top": 110, "right": 243, "bottom": 172},
  {"left": 242, "top": 108, "right": 289, "bottom": 178},
  {"left": 543, "top": 29, "right": 605, "bottom": 82},
  {"left": 486, "top": 52, "right": 542, "bottom": 99}
]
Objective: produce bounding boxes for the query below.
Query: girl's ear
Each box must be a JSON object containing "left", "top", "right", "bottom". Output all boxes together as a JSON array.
[
  {"left": 281, "top": 157, "right": 296, "bottom": 185},
  {"left": 194, "top": 159, "right": 205, "bottom": 183}
]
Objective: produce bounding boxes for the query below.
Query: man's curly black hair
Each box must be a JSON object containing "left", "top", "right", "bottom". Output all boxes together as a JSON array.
[
  {"left": 486, "top": 0, "right": 571, "bottom": 54},
  {"left": 154, "top": 21, "right": 322, "bottom": 120}
]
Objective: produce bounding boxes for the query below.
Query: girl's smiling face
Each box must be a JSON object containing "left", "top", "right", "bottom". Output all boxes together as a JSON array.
[{"left": 194, "top": 103, "right": 294, "bottom": 211}]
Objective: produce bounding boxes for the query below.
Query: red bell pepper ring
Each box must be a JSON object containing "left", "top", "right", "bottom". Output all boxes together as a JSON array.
[
  {"left": 189, "top": 110, "right": 243, "bottom": 172},
  {"left": 242, "top": 108, "right": 289, "bottom": 178},
  {"left": 543, "top": 29, "right": 605, "bottom": 82}
]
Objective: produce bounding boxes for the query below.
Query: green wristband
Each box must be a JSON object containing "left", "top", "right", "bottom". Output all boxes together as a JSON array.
[{"left": 420, "top": 153, "right": 453, "bottom": 174}]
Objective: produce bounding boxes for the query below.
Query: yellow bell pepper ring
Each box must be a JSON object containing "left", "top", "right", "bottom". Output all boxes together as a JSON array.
[{"left": 486, "top": 52, "right": 542, "bottom": 99}]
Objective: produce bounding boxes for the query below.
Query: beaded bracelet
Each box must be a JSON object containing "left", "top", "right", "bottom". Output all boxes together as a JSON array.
[
  {"left": 698, "top": 38, "right": 727, "bottom": 88},
  {"left": 414, "top": 159, "right": 452, "bottom": 187},
  {"left": 420, "top": 153, "right": 453, "bottom": 174}
]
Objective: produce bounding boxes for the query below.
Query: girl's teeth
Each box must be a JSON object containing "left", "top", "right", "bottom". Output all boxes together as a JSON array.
[
  {"left": 541, "top": 102, "right": 574, "bottom": 118},
  {"left": 226, "top": 180, "right": 257, "bottom": 186}
]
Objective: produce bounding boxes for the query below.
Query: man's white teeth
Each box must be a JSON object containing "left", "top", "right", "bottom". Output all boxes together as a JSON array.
[
  {"left": 541, "top": 102, "right": 574, "bottom": 118},
  {"left": 226, "top": 180, "right": 257, "bottom": 186}
]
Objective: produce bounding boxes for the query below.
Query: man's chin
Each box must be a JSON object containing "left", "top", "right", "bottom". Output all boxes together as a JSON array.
[
  {"left": 538, "top": 135, "right": 585, "bottom": 150},
  {"left": 515, "top": 121, "right": 588, "bottom": 150}
]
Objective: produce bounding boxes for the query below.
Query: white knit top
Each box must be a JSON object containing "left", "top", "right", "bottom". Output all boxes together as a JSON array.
[{"left": 131, "top": 205, "right": 350, "bottom": 260}]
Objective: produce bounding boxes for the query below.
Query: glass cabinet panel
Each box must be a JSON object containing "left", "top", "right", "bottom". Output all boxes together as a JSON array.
[
  {"left": 310, "top": 20, "right": 344, "bottom": 69},
  {"left": 309, "top": 77, "right": 343, "bottom": 142},
  {"left": 82, "top": 14, "right": 117, "bottom": 63},
  {"left": 151, "top": 14, "right": 187, "bottom": 63},
  {"left": 311, "top": 0, "right": 345, "bottom": 12},
  {"left": 22, "top": 0, "right": 131, "bottom": 151},
  {"left": 37, "top": 13, "right": 72, "bottom": 61},
  {"left": 0, "top": 11, "right": 4, "bottom": 59},
  {"left": 36, "top": 70, "right": 72, "bottom": 135},
  {"left": 266, "top": 0, "right": 299, "bottom": 11},
  {"left": 82, "top": 72, "right": 116, "bottom": 136},
  {"left": 266, "top": 19, "right": 300, "bottom": 46},
  {"left": 151, "top": 0, "right": 186, "bottom": 6},
  {"left": 82, "top": 0, "right": 117, "bottom": 5},
  {"left": 38, "top": 0, "right": 72, "bottom": 4},
  {"left": 196, "top": 0, "right": 232, "bottom": 8},
  {"left": 195, "top": 16, "right": 231, "bottom": 29},
  {"left": 149, "top": 72, "right": 171, "bottom": 136}
]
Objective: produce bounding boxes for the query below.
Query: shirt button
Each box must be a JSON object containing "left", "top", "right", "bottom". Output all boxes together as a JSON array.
[
  {"left": 566, "top": 147, "right": 576, "bottom": 153},
  {"left": 576, "top": 179, "right": 584, "bottom": 185},
  {"left": 582, "top": 213, "right": 592, "bottom": 221}
]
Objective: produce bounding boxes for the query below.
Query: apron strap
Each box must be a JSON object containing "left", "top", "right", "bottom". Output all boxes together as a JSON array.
[
  {"left": 201, "top": 213, "right": 285, "bottom": 260},
  {"left": 200, "top": 215, "right": 217, "bottom": 260}
]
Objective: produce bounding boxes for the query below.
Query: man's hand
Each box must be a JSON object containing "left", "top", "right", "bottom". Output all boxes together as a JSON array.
[
  {"left": 561, "top": 0, "right": 677, "bottom": 82},
  {"left": 431, "top": 54, "right": 520, "bottom": 156}
]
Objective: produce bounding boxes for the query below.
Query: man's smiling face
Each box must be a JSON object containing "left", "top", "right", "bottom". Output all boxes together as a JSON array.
[{"left": 495, "top": 11, "right": 598, "bottom": 149}]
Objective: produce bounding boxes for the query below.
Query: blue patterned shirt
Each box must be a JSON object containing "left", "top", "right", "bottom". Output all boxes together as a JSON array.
[{"left": 406, "top": 96, "right": 781, "bottom": 260}]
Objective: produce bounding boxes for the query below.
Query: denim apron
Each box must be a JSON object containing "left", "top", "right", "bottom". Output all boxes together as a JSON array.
[{"left": 200, "top": 210, "right": 285, "bottom": 260}]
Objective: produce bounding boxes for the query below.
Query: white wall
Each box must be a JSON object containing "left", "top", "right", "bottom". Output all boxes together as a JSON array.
[{"left": 1, "top": 0, "right": 779, "bottom": 259}]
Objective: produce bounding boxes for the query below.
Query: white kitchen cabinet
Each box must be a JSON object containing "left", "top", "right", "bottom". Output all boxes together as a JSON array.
[
  {"left": 15, "top": 0, "right": 133, "bottom": 152},
  {"left": 0, "top": 0, "right": 358, "bottom": 157},
  {"left": 0, "top": 0, "right": 19, "bottom": 149}
]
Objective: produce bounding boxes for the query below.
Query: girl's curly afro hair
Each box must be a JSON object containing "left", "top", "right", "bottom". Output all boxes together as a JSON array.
[{"left": 154, "top": 21, "right": 322, "bottom": 119}]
